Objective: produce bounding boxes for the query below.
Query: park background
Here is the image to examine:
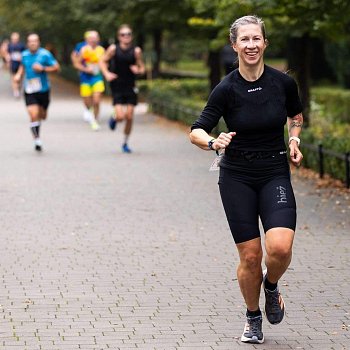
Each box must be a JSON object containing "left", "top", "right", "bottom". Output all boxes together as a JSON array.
[
  {"left": 1, "top": 0, "right": 350, "bottom": 186},
  {"left": 0, "top": 2, "right": 349, "bottom": 349}
]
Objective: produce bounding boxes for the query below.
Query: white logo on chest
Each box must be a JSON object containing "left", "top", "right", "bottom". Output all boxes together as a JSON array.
[{"left": 247, "top": 87, "right": 262, "bottom": 93}]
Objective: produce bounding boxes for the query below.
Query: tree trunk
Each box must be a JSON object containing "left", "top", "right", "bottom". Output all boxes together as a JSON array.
[
  {"left": 208, "top": 50, "right": 221, "bottom": 92},
  {"left": 136, "top": 20, "right": 145, "bottom": 49},
  {"left": 309, "top": 38, "right": 335, "bottom": 83},
  {"left": 61, "top": 43, "right": 71, "bottom": 65},
  {"left": 287, "top": 35, "right": 312, "bottom": 127},
  {"left": 152, "top": 28, "right": 162, "bottom": 78}
]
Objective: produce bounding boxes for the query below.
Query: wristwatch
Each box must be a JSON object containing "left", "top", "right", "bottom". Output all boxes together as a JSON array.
[{"left": 208, "top": 139, "right": 216, "bottom": 150}]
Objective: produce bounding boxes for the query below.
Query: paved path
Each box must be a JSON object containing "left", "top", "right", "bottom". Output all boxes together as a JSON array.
[{"left": 0, "top": 69, "right": 349, "bottom": 350}]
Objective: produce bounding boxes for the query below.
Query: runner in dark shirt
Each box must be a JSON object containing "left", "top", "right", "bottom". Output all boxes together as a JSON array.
[
  {"left": 190, "top": 15, "right": 303, "bottom": 344},
  {"left": 5, "top": 32, "right": 26, "bottom": 98},
  {"left": 221, "top": 43, "right": 238, "bottom": 75},
  {"left": 100, "top": 24, "right": 145, "bottom": 153}
]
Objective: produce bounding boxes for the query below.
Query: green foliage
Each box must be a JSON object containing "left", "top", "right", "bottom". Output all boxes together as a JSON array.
[
  {"left": 292, "top": 88, "right": 350, "bottom": 183},
  {"left": 311, "top": 87, "right": 350, "bottom": 124},
  {"left": 162, "top": 59, "right": 208, "bottom": 74},
  {"left": 139, "top": 78, "right": 209, "bottom": 99},
  {"left": 59, "top": 65, "right": 80, "bottom": 84},
  {"left": 324, "top": 40, "right": 350, "bottom": 88},
  {"left": 269, "top": 0, "right": 350, "bottom": 40},
  {"left": 301, "top": 128, "right": 350, "bottom": 184},
  {"left": 2, "top": 0, "right": 350, "bottom": 87}
]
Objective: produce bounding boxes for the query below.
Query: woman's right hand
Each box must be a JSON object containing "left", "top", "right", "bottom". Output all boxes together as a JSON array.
[{"left": 212, "top": 132, "right": 236, "bottom": 150}]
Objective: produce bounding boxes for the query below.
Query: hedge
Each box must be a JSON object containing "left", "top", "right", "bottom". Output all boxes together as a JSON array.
[{"left": 312, "top": 87, "right": 350, "bottom": 124}]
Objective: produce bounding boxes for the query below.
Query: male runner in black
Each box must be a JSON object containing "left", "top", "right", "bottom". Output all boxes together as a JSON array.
[
  {"left": 190, "top": 15, "right": 303, "bottom": 344},
  {"left": 100, "top": 24, "right": 145, "bottom": 153}
]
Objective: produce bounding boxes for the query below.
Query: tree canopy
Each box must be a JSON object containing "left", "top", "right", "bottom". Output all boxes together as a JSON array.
[{"left": 2, "top": 0, "right": 350, "bottom": 122}]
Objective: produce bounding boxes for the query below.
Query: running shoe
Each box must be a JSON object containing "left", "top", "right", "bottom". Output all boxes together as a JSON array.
[
  {"left": 83, "top": 109, "right": 93, "bottom": 123},
  {"left": 263, "top": 269, "right": 285, "bottom": 324},
  {"left": 122, "top": 143, "right": 132, "bottom": 153},
  {"left": 109, "top": 116, "right": 117, "bottom": 130},
  {"left": 241, "top": 315, "right": 264, "bottom": 344},
  {"left": 90, "top": 120, "right": 101, "bottom": 131},
  {"left": 34, "top": 138, "right": 43, "bottom": 152}
]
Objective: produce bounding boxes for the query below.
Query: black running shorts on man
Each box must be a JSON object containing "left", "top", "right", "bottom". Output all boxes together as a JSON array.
[
  {"left": 112, "top": 87, "right": 137, "bottom": 106},
  {"left": 25, "top": 91, "right": 50, "bottom": 110}
]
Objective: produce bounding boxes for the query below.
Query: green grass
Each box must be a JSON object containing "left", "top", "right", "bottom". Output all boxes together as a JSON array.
[
  {"left": 162, "top": 58, "right": 287, "bottom": 74},
  {"left": 265, "top": 58, "right": 287, "bottom": 70},
  {"left": 161, "top": 59, "right": 208, "bottom": 74}
]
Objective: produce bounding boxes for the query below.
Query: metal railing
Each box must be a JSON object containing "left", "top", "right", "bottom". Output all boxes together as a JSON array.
[
  {"left": 302, "top": 143, "right": 350, "bottom": 188},
  {"left": 149, "top": 98, "right": 350, "bottom": 188}
]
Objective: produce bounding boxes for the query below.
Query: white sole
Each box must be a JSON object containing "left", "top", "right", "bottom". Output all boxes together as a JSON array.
[{"left": 241, "top": 334, "right": 264, "bottom": 344}]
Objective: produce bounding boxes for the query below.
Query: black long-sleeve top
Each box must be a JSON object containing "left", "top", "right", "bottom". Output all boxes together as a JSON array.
[{"left": 191, "top": 65, "right": 302, "bottom": 152}]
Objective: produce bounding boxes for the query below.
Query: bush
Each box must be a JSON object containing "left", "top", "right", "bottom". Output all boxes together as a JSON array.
[
  {"left": 311, "top": 87, "right": 350, "bottom": 123},
  {"left": 138, "top": 79, "right": 209, "bottom": 100},
  {"left": 59, "top": 65, "right": 80, "bottom": 84},
  {"left": 301, "top": 128, "right": 349, "bottom": 182}
]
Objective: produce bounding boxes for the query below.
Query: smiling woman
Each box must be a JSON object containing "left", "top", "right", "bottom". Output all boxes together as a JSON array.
[
  {"left": 230, "top": 16, "right": 267, "bottom": 81},
  {"left": 189, "top": 15, "right": 304, "bottom": 345}
]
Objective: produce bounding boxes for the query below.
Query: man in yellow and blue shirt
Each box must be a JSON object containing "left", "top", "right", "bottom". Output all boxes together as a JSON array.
[{"left": 71, "top": 31, "right": 105, "bottom": 131}]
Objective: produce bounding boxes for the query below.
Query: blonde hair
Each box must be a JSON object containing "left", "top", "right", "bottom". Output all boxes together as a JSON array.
[
  {"left": 84, "top": 30, "right": 98, "bottom": 39},
  {"left": 118, "top": 24, "right": 132, "bottom": 35},
  {"left": 229, "top": 15, "right": 266, "bottom": 44}
]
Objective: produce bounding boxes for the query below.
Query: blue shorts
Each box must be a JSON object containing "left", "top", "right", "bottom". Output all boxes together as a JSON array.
[
  {"left": 10, "top": 61, "right": 21, "bottom": 74},
  {"left": 80, "top": 74, "right": 105, "bottom": 97}
]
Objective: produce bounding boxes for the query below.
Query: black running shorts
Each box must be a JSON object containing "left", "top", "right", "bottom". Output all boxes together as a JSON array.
[
  {"left": 218, "top": 153, "right": 297, "bottom": 244},
  {"left": 24, "top": 91, "right": 50, "bottom": 110},
  {"left": 112, "top": 86, "right": 137, "bottom": 106},
  {"left": 10, "top": 61, "right": 21, "bottom": 74}
]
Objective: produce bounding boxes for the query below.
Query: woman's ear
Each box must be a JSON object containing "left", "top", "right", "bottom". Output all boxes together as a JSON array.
[{"left": 232, "top": 44, "right": 238, "bottom": 52}]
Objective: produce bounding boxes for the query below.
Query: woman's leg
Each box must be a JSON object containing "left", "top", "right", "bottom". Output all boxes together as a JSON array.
[{"left": 236, "top": 238, "right": 263, "bottom": 311}]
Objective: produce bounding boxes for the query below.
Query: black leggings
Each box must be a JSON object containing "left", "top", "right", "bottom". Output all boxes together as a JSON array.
[{"left": 218, "top": 157, "right": 296, "bottom": 244}]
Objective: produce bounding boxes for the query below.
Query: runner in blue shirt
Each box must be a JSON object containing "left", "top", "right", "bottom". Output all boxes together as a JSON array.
[{"left": 14, "top": 33, "right": 60, "bottom": 152}]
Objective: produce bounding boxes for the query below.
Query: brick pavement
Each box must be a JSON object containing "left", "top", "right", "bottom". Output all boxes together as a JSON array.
[{"left": 0, "top": 69, "right": 349, "bottom": 349}]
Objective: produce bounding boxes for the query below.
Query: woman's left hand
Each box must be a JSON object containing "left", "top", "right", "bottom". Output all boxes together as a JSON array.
[{"left": 289, "top": 141, "right": 303, "bottom": 166}]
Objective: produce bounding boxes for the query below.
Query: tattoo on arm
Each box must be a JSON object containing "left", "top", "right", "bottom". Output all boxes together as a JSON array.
[{"left": 289, "top": 113, "right": 303, "bottom": 131}]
